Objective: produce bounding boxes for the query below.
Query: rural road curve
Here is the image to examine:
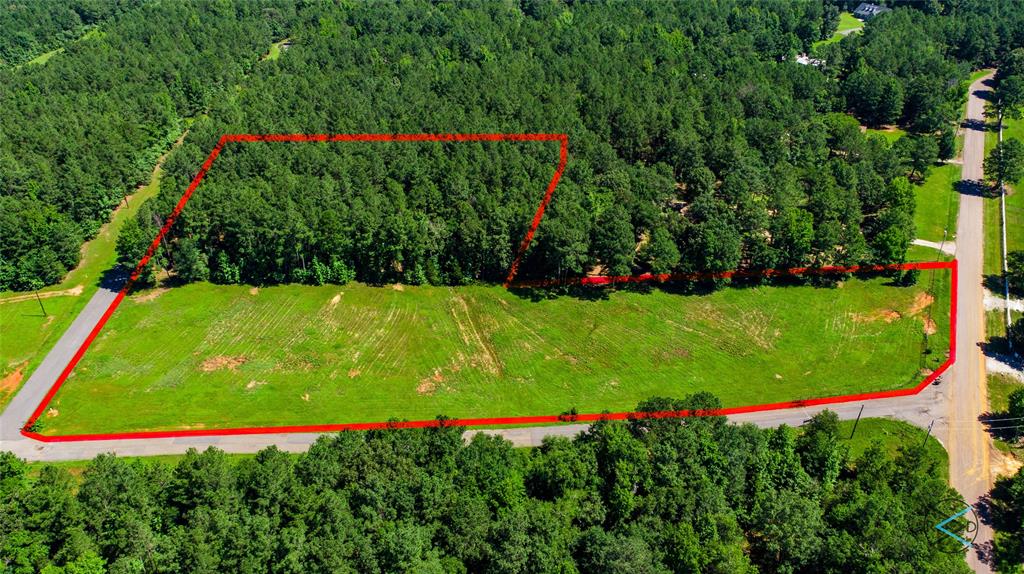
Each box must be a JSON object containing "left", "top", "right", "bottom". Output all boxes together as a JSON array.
[{"left": 0, "top": 74, "right": 1003, "bottom": 573}]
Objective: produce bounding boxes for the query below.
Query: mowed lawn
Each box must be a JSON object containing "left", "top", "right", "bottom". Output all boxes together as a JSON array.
[
  {"left": 915, "top": 163, "right": 961, "bottom": 244},
  {"left": 983, "top": 115, "right": 1023, "bottom": 340},
  {"left": 813, "top": 12, "right": 863, "bottom": 48},
  {"left": 837, "top": 418, "right": 949, "bottom": 481},
  {"left": 42, "top": 273, "right": 952, "bottom": 435},
  {"left": 864, "top": 127, "right": 907, "bottom": 144},
  {"left": 1001, "top": 116, "right": 1024, "bottom": 255}
]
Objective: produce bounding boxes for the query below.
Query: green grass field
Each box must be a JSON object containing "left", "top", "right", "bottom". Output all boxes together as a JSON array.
[
  {"left": 988, "top": 374, "right": 1023, "bottom": 460},
  {"left": 837, "top": 417, "right": 949, "bottom": 480},
  {"left": 24, "top": 47, "right": 62, "bottom": 66},
  {"left": 906, "top": 244, "right": 949, "bottom": 264},
  {"left": 989, "top": 373, "right": 1022, "bottom": 413},
  {"left": 865, "top": 126, "right": 907, "bottom": 144},
  {"left": 813, "top": 12, "right": 863, "bottom": 48},
  {"left": 262, "top": 38, "right": 291, "bottom": 61},
  {"left": 837, "top": 12, "right": 863, "bottom": 33},
  {"left": 39, "top": 268, "right": 952, "bottom": 435},
  {"left": 16, "top": 27, "right": 104, "bottom": 69},
  {"left": 914, "top": 163, "right": 961, "bottom": 244},
  {"left": 0, "top": 141, "right": 173, "bottom": 409}
]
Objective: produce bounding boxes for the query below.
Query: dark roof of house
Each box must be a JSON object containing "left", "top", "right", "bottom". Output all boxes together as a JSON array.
[{"left": 853, "top": 3, "right": 891, "bottom": 17}]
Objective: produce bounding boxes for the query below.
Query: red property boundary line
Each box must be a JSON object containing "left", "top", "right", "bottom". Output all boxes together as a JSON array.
[{"left": 21, "top": 133, "right": 956, "bottom": 442}]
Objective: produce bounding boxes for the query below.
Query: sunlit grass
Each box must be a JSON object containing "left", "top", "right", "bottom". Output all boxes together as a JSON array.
[{"left": 43, "top": 270, "right": 951, "bottom": 435}]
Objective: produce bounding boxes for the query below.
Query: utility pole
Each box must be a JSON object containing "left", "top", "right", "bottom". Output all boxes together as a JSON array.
[
  {"left": 152, "top": 213, "right": 174, "bottom": 270},
  {"left": 34, "top": 289, "right": 47, "bottom": 317},
  {"left": 922, "top": 420, "right": 934, "bottom": 448},
  {"left": 850, "top": 404, "right": 864, "bottom": 439}
]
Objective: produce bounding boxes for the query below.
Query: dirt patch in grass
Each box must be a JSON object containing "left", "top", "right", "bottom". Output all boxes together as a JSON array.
[
  {"left": 348, "top": 368, "right": 360, "bottom": 378},
  {"left": 245, "top": 380, "right": 266, "bottom": 390},
  {"left": 200, "top": 355, "right": 248, "bottom": 372},
  {"left": 448, "top": 294, "right": 502, "bottom": 375},
  {"left": 852, "top": 309, "right": 901, "bottom": 323},
  {"left": 418, "top": 369, "right": 445, "bottom": 395},
  {"left": 275, "top": 354, "right": 314, "bottom": 372},
  {"left": 906, "top": 292, "right": 935, "bottom": 316},
  {"left": 133, "top": 288, "right": 169, "bottom": 303},
  {"left": 0, "top": 363, "right": 27, "bottom": 397},
  {"left": 922, "top": 317, "right": 937, "bottom": 335},
  {"left": 993, "top": 448, "right": 1023, "bottom": 477},
  {"left": 392, "top": 284, "right": 405, "bottom": 291},
  {"left": 249, "top": 287, "right": 259, "bottom": 296},
  {"left": 0, "top": 284, "right": 83, "bottom": 304},
  {"left": 654, "top": 348, "right": 691, "bottom": 365},
  {"left": 851, "top": 292, "right": 934, "bottom": 327}
]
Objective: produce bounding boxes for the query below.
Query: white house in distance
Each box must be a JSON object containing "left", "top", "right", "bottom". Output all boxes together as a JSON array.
[{"left": 853, "top": 3, "right": 891, "bottom": 20}]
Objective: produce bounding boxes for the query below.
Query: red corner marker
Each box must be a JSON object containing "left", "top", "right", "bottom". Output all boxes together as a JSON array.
[{"left": 20, "top": 134, "right": 956, "bottom": 442}]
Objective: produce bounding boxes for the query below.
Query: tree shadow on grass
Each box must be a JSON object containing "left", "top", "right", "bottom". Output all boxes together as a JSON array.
[
  {"left": 981, "top": 274, "right": 1024, "bottom": 298},
  {"left": 983, "top": 274, "right": 1005, "bottom": 294},
  {"left": 979, "top": 408, "right": 1023, "bottom": 444},
  {"left": 980, "top": 335, "right": 1023, "bottom": 367},
  {"left": 113, "top": 266, "right": 200, "bottom": 296},
  {"left": 983, "top": 475, "right": 1024, "bottom": 572}
]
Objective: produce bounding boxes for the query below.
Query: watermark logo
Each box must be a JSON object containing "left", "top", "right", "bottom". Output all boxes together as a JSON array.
[{"left": 931, "top": 496, "right": 979, "bottom": 553}]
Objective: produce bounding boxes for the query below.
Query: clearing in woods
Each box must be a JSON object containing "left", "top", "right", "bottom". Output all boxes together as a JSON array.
[{"left": 41, "top": 269, "right": 951, "bottom": 435}]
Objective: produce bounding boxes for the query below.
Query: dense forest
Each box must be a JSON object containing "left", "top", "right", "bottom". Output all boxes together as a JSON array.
[
  {"left": 0, "top": 0, "right": 142, "bottom": 68},
  {"left": 118, "top": 0, "right": 1020, "bottom": 288},
  {"left": 0, "top": 0, "right": 293, "bottom": 291},
  {"left": 0, "top": 398, "right": 976, "bottom": 573},
  {"left": 4, "top": 0, "right": 1024, "bottom": 290},
  {"left": 824, "top": 0, "right": 1024, "bottom": 130},
  {"left": 990, "top": 458, "right": 1024, "bottom": 571}
]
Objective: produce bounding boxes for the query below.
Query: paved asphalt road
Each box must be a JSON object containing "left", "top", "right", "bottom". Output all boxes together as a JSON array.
[
  {"left": 946, "top": 72, "right": 996, "bottom": 572},
  {"left": 0, "top": 385, "right": 952, "bottom": 460},
  {"left": 0, "top": 75, "right": 1003, "bottom": 573},
  {"left": 0, "top": 270, "right": 124, "bottom": 443}
]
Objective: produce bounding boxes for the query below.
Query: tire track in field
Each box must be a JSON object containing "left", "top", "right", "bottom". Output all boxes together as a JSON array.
[
  {"left": 447, "top": 290, "right": 502, "bottom": 376},
  {"left": 359, "top": 299, "right": 401, "bottom": 381}
]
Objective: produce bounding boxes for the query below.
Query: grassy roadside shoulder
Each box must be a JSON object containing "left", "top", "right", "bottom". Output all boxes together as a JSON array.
[
  {"left": 988, "top": 374, "right": 1023, "bottom": 461},
  {"left": 914, "top": 163, "right": 961, "bottom": 245},
  {"left": 21, "top": 417, "right": 947, "bottom": 483},
  {"left": 837, "top": 417, "right": 949, "bottom": 482},
  {"left": 983, "top": 114, "right": 1023, "bottom": 342}
]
